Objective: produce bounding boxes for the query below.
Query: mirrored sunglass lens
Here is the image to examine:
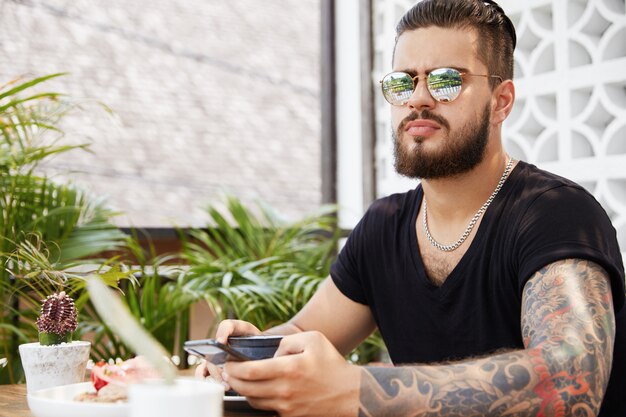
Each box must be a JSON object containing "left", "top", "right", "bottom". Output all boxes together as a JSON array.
[
  {"left": 382, "top": 73, "right": 414, "bottom": 104},
  {"left": 427, "top": 68, "right": 462, "bottom": 102}
]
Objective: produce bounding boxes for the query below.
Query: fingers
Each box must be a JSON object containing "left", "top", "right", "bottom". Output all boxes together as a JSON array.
[
  {"left": 273, "top": 332, "right": 312, "bottom": 357},
  {"left": 223, "top": 355, "right": 291, "bottom": 384},
  {"left": 194, "top": 359, "right": 232, "bottom": 390},
  {"left": 194, "top": 360, "right": 208, "bottom": 378},
  {"left": 223, "top": 359, "right": 293, "bottom": 398},
  {"left": 220, "top": 331, "right": 355, "bottom": 417},
  {"left": 243, "top": 396, "right": 277, "bottom": 412},
  {"left": 215, "top": 319, "right": 261, "bottom": 343},
  {"left": 205, "top": 362, "right": 224, "bottom": 383},
  {"left": 223, "top": 332, "right": 323, "bottom": 382}
]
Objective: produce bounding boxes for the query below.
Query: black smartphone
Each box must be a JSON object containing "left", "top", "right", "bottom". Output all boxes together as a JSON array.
[{"left": 184, "top": 339, "right": 254, "bottom": 364}]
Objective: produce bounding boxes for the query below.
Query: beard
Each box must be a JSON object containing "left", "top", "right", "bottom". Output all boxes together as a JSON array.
[{"left": 393, "top": 104, "right": 491, "bottom": 179}]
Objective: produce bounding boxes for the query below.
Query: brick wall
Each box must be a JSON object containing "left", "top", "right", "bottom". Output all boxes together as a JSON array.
[{"left": 0, "top": 0, "right": 321, "bottom": 227}]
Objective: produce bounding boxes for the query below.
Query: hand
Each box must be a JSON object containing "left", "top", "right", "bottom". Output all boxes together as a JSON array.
[
  {"left": 194, "top": 319, "right": 262, "bottom": 388},
  {"left": 223, "top": 331, "right": 361, "bottom": 417}
]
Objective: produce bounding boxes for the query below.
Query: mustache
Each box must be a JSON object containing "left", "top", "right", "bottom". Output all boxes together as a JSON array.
[{"left": 398, "top": 110, "right": 450, "bottom": 133}]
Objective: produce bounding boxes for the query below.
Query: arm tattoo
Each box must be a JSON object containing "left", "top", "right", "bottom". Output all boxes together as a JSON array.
[{"left": 358, "top": 259, "right": 615, "bottom": 416}]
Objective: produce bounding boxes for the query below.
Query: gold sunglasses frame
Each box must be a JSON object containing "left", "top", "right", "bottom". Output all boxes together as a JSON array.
[{"left": 379, "top": 68, "right": 503, "bottom": 105}]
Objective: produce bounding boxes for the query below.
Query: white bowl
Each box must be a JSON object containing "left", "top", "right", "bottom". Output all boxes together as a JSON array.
[{"left": 27, "top": 382, "right": 128, "bottom": 417}]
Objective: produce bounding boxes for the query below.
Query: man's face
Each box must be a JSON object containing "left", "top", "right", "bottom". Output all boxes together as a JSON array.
[{"left": 391, "top": 26, "right": 495, "bottom": 179}]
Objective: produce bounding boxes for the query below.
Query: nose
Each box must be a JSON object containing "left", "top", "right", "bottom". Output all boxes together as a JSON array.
[{"left": 406, "top": 76, "right": 436, "bottom": 111}]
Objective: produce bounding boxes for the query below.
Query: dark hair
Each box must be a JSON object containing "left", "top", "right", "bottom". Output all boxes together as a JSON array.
[{"left": 395, "top": 0, "right": 517, "bottom": 87}]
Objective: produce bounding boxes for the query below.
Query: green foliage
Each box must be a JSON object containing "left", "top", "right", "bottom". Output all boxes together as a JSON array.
[
  {"left": 80, "top": 237, "right": 198, "bottom": 366},
  {"left": 182, "top": 195, "right": 386, "bottom": 364},
  {"left": 182, "top": 196, "right": 338, "bottom": 329},
  {"left": 0, "top": 74, "right": 133, "bottom": 383}
]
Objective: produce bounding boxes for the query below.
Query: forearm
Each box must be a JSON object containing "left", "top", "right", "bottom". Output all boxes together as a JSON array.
[
  {"left": 359, "top": 260, "right": 616, "bottom": 417},
  {"left": 262, "top": 321, "right": 304, "bottom": 336},
  {"left": 276, "top": 278, "right": 377, "bottom": 355},
  {"left": 359, "top": 345, "right": 604, "bottom": 417}
]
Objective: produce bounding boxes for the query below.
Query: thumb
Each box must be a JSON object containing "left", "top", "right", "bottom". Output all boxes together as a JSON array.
[{"left": 273, "top": 331, "right": 321, "bottom": 357}]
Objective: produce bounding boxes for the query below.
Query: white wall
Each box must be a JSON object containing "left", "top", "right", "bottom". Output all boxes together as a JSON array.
[
  {"left": 335, "top": 0, "right": 366, "bottom": 229},
  {"left": 0, "top": 1, "right": 323, "bottom": 227},
  {"left": 372, "top": 0, "right": 419, "bottom": 202}
]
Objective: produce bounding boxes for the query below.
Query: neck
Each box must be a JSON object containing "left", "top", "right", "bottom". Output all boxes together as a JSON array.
[{"left": 421, "top": 150, "right": 512, "bottom": 222}]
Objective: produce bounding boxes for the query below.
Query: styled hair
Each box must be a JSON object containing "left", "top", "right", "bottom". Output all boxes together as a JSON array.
[{"left": 395, "top": 0, "right": 517, "bottom": 87}]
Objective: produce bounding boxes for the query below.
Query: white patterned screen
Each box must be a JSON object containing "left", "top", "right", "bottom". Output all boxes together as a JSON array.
[{"left": 372, "top": 0, "right": 626, "bottom": 256}]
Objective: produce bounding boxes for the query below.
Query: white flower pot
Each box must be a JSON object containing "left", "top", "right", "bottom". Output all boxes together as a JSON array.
[{"left": 19, "top": 341, "right": 91, "bottom": 393}]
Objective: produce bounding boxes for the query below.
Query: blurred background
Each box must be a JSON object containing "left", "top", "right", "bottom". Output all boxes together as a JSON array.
[
  {"left": 0, "top": 0, "right": 322, "bottom": 228},
  {"left": 1, "top": 0, "right": 624, "bottom": 254}
]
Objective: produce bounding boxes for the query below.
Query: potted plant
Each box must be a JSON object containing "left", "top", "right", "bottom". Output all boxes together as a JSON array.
[
  {"left": 0, "top": 73, "right": 132, "bottom": 384},
  {"left": 0, "top": 73, "right": 201, "bottom": 384},
  {"left": 18, "top": 291, "right": 90, "bottom": 393}
]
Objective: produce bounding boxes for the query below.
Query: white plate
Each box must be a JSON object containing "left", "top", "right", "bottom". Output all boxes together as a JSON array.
[
  {"left": 27, "top": 382, "right": 127, "bottom": 417},
  {"left": 224, "top": 394, "right": 275, "bottom": 414},
  {"left": 27, "top": 381, "right": 266, "bottom": 417},
  {"left": 224, "top": 394, "right": 246, "bottom": 402}
]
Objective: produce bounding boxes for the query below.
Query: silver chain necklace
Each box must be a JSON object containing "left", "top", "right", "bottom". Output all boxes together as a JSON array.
[{"left": 422, "top": 157, "right": 514, "bottom": 252}]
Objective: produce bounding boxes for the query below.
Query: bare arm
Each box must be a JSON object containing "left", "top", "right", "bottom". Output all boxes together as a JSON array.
[
  {"left": 359, "top": 259, "right": 616, "bottom": 416},
  {"left": 205, "top": 277, "right": 375, "bottom": 384},
  {"left": 216, "top": 277, "right": 376, "bottom": 354},
  {"left": 279, "top": 277, "right": 377, "bottom": 355}
]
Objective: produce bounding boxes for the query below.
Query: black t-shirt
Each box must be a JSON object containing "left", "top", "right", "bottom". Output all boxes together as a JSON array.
[{"left": 331, "top": 161, "right": 625, "bottom": 416}]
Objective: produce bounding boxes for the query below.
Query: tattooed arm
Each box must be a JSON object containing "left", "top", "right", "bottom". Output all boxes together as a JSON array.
[{"left": 360, "top": 259, "right": 616, "bottom": 417}]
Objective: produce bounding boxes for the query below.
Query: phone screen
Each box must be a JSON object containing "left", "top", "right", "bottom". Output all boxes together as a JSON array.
[{"left": 184, "top": 339, "right": 253, "bottom": 364}]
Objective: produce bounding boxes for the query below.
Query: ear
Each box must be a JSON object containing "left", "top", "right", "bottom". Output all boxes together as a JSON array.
[{"left": 490, "top": 80, "right": 515, "bottom": 125}]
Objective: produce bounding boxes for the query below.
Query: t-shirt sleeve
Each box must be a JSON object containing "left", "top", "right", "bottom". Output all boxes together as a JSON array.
[
  {"left": 330, "top": 213, "right": 370, "bottom": 305},
  {"left": 515, "top": 185, "right": 625, "bottom": 311}
]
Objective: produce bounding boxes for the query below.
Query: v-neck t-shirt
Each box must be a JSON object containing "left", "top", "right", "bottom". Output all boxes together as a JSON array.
[{"left": 330, "top": 161, "right": 625, "bottom": 416}]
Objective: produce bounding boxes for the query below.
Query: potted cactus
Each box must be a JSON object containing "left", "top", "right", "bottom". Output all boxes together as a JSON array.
[
  {"left": 36, "top": 291, "right": 79, "bottom": 345},
  {"left": 18, "top": 292, "right": 91, "bottom": 393}
]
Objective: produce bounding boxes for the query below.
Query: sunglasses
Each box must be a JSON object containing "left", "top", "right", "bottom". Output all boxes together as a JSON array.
[{"left": 379, "top": 68, "right": 503, "bottom": 105}]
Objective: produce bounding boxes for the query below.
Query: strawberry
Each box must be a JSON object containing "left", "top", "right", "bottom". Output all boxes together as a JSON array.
[{"left": 91, "top": 361, "right": 109, "bottom": 392}]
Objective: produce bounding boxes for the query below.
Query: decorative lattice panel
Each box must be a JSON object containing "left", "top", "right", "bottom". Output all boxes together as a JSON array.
[{"left": 372, "top": 0, "right": 626, "bottom": 255}]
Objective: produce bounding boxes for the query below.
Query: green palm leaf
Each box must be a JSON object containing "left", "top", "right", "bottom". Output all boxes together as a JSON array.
[
  {"left": 0, "top": 73, "right": 133, "bottom": 383},
  {"left": 181, "top": 195, "right": 385, "bottom": 363}
]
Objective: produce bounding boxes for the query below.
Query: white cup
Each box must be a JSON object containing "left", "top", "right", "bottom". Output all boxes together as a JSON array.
[{"left": 128, "top": 378, "right": 224, "bottom": 417}]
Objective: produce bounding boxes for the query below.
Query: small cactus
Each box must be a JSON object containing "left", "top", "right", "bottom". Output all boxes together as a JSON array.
[{"left": 36, "top": 291, "right": 78, "bottom": 345}]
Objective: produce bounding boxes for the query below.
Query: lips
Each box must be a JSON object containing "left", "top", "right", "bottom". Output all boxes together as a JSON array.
[{"left": 404, "top": 120, "right": 441, "bottom": 137}]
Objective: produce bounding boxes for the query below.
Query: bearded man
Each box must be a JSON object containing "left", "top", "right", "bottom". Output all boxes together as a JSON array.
[{"left": 196, "top": 1, "right": 626, "bottom": 416}]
